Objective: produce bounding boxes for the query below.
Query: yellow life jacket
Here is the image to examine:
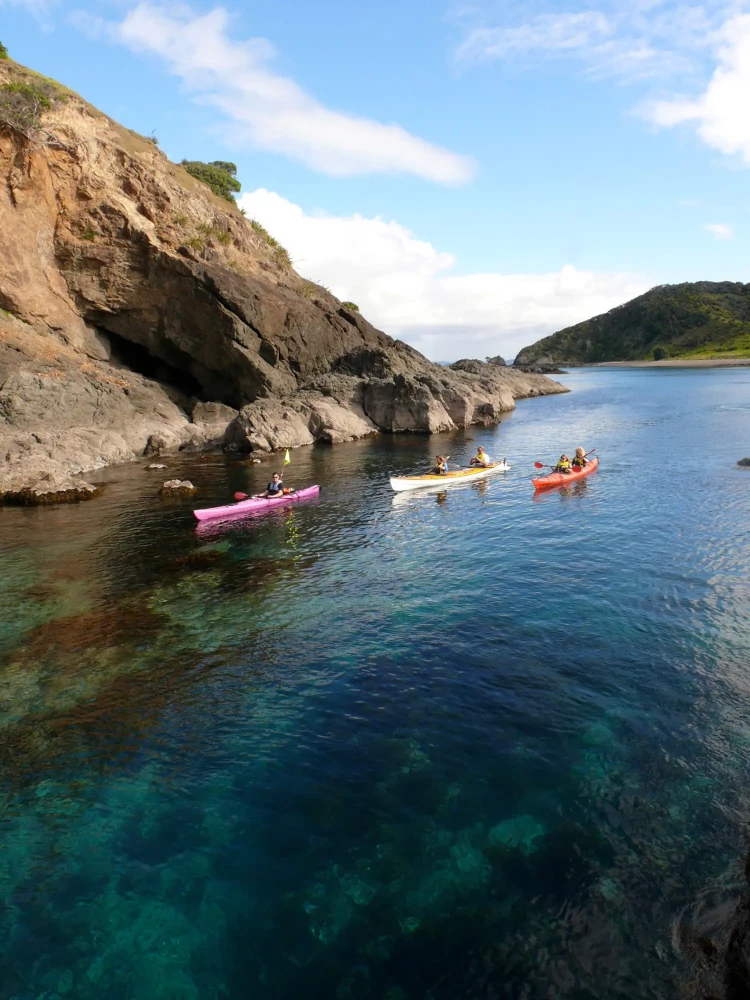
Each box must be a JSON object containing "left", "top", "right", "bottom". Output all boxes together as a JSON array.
[
  {"left": 556, "top": 460, "right": 571, "bottom": 473},
  {"left": 572, "top": 456, "right": 586, "bottom": 468}
]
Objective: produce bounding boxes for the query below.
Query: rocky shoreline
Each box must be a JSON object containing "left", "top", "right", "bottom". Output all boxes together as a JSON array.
[
  {"left": 588, "top": 358, "right": 750, "bottom": 369},
  {"left": 0, "top": 57, "right": 567, "bottom": 503}
]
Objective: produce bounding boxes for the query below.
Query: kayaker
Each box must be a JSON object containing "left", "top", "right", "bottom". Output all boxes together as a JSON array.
[
  {"left": 555, "top": 454, "right": 572, "bottom": 474},
  {"left": 256, "top": 473, "right": 287, "bottom": 498},
  {"left": 430, "top": 455, "right": 448, "bottom": 475},
  {"left": 572, "top": 447, "right": 588, "bottom": 468},
  {"left": 469, "top": 446, "right": 491, "bottom": 468}
]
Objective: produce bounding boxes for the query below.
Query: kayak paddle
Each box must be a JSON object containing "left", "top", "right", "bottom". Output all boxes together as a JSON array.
[{"left": 233, "top": 490, "right": 297, "bottom": 501}]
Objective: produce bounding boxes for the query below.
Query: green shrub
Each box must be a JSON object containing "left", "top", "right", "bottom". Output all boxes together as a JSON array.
[
  {"left": 184, "top": 234, "right": 206, "bottom": 252},
  {"left": 249, "top": 219, "right": 291, "bottom": 267},
  {"left": 0, "top": 81, "right": 54, "bottom": 136},
  {"left": 82, "top": 225, "right": 96, "bottom": 242},
  {"left": 146, "top": 131, "right": 159, "bottom": 146},
  {"left": 342, "top": 301, "right": 359, "bottom": 312},
  {"left": 0, "top": 41, "right": 8, "bottom": 59},
  {"left": 173, "top": 214, "right": 188, "bottom": 226},
  {"left": 652, "top": 346, "right": 666, "bottom": 361},
  {"left": 301, "top": 279, "right": 332, "bottom": 300},
  {"left": 196, "top": 222, "right": 232, "bottom": 245},
  {"left": 181, "top": 160, "right": 241, "bottom": 203}
]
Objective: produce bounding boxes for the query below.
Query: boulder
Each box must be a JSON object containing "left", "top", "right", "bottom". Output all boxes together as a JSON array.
[
  {"left": 223, "top": 400, "right": 314, "bottom": 453},
  {"left": 738, "top": 458, "right": 750, "bottom": 467},
  {"left": 0, "top": 474, "right": 99, "bottom": 504},
  {"left": 159, "top": 479, "right": 196, "bottom": 497},
  {"left": 144, "top": 433, "right": 172, "bottom": 457},
  {"left": 363, "top": 375, "right": 455, "bottom": 433}
]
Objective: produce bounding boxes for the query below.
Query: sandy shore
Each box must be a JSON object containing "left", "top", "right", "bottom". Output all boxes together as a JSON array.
[{"left": 585, "top": 358, "right": 750, "bottom": 369}]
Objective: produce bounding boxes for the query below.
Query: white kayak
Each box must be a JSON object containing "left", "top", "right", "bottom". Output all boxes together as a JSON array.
[{"left": 389, "top": 461, "right": 510, "bottom": 492}]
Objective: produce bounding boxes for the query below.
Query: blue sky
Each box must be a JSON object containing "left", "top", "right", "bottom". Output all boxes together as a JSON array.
[{"left": 2, "top": 0, "right": 749, "bottom": 359}]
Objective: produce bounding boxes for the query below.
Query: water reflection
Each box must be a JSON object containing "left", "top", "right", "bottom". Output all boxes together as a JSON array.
[{"left": 1, "top": 369, "right": 750, "bottom": 999}]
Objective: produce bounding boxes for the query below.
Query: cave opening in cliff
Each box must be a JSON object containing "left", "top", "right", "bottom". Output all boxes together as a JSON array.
[{"left": 102, "top": 329, "right": 206, "bottom": 400}]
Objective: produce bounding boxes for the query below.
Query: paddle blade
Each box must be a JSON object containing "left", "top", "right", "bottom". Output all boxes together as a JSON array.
[
  {"left": 233, "top": 492, "right": 249, "bottom": 501},
  {"left": 534, "top": 462, "right": 545, "bottom": 469}
]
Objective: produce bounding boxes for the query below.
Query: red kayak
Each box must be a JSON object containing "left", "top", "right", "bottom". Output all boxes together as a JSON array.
[{"left": 532, "top": 457, "right": 599, "bottom": 490}]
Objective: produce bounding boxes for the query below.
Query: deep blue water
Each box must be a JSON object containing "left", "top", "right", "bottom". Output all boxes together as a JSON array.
[{"left": 2, "top": 367, "right": 750, "bottom": 999}]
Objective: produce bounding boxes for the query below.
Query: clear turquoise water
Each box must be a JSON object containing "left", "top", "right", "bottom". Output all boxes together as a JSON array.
[{"left": 2, "top": 367, "right": 750, "bottom": 999}]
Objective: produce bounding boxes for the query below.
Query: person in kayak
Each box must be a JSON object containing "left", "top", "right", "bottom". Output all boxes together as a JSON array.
[
  {"left": 256, "top": 473, "right": 289, "bottom": 498},
  {"left": 430, "top": 455, "right": 448, "bottom": 475},
  {"left": 469, "top": 446, "right": 491, "bottom": 468},
  {"left": 572, "top": 448, "right": 588, "bottom": 469},
  {"left": 555, "top": 454, "right": 572, "bottom": 474}
]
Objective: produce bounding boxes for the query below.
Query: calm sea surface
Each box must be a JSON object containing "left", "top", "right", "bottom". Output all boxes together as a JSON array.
[{"left": 2, "top": 367, "right": 750, "bottom": 999}]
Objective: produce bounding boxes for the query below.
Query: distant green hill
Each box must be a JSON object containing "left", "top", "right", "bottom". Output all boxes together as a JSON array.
[{"left": 514, "top": 281, "right": 750, "bottom": 365}]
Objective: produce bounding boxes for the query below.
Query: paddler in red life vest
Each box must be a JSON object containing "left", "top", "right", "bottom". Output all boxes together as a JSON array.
[
  {"left": 469, "top": 446, "right": 491, "bottom": 468},
  {"left": 255, "top": 472, "right": 291, "bottom": 498}
]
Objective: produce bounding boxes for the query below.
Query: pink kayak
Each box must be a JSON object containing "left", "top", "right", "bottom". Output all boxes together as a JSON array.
[{"left": 193, "top": 485, "right": 320, "bottom": 522}]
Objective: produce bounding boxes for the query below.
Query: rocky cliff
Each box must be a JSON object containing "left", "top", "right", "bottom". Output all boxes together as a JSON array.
[
  {"left": 0, "top": 57, "right": 566, "bottom": 500},
  {"left": 515, "top": 282, "right": 750, "bottom": 367}
]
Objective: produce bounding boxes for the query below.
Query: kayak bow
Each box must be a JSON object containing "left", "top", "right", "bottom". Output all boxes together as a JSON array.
[
  {"left": 531, "top": 457, "right": 599, "bottom": 490},
  {"left": 193, "top": 485, "right": 320, "bottom": 521},
  {"left": 390, "top": 461, "right": 509, "bottom": 492}
]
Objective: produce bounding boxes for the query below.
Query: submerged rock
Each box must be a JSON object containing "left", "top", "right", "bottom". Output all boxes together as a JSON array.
[
  {"left": 147, "top": 463, "right": 168, "bottom": 470},
  {"left": 0, "top": 474, "right": 99, "bottom": 505},
  {"left": 488, "top": 815, "right": 546, "bottom": 855},
  {"left": 159, "top": 479, "right": 197, "bottom": 497}
]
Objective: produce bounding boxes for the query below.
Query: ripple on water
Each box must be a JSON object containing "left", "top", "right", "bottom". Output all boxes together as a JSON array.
[{"left": 0, "top": 369, "right": 750, "bottom": 998}]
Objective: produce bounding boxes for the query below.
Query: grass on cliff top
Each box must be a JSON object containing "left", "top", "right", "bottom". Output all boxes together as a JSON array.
[{"left": 249, "top": 220, "right": 292, "bottom": 268}]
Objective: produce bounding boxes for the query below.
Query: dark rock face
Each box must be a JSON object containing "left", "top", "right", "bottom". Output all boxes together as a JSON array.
[
  {"left": 738, "top": 458, "right": 750, "bottom": 467},
  {"left": 485, "top": 355, "right": 506, "bottom": 367},
  {"left": 0, "top": 56, "right": 567, "bottom": 495}
]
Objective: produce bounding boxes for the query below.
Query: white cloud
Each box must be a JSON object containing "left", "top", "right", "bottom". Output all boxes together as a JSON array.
[
  {"left": 457, "top": 12, "right": 612, "bottom": 61},
  {"left": 703, "top": 222, "right": 734, "bottom": 239},
  {"left": 89, "top": 3, "right": 473, "bottom": 183},
  {"left": 0, "top": 0, "right": 57, "bottom": 22},
  {"left": 454, "top": 2, "right": 737, "bottom": 83},
  {"left": 644, "top": 14, "right": 750, "bottom": 164},
  {"left": 238, "top": 189, "right": 650, "bottom": 361}
]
